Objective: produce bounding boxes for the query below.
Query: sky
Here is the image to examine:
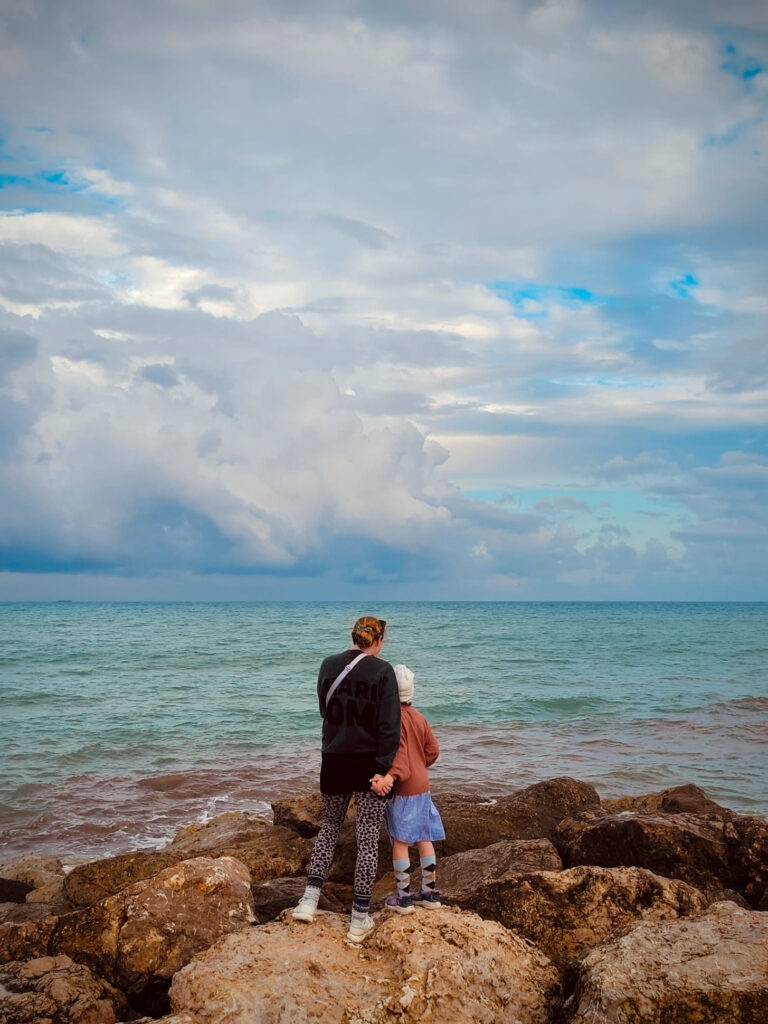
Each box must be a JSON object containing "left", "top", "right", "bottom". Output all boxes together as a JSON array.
[{"left": 0, "top": 0, "right": 767, "bottom": 601}]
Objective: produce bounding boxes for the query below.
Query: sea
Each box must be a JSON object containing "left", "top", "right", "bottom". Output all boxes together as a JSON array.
[{"left": 1, "top": 601, "right": 766, "bottom": 863}]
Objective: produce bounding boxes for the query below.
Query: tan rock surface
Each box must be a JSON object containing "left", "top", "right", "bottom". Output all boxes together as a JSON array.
[
  {"left": 0, "top": 857, "right": 255, "bottom": 1016},
  {"left": 562, "top": 901, "right": 768, "bottom": 1023},
  {"left": 0, "top": 954, "right": 127, "bottom": 1024},
  {"left": 170, "top": 906, "right": 558, "bottom": 1024},
  {"left": 554, "top": 808, "right": 768, "bottom": 907},
  {"left": 166, "top": 811, "right": 312, "bottom": 882},
  {"left": 461, "top": 865, "right": 709, "bottom": 968},
  {"left": 64, "top": 851, "right": 180, "bottom": 908}
]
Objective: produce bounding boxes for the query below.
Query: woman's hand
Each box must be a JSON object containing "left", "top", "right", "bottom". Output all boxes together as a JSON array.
[{"left": 370, "top": 773, "right": 394, "bottom": 796}]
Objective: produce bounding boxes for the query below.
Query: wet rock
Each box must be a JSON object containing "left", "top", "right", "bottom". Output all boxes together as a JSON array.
[
  {"left": 166, "top": 812, "right": 312, "bottom": 882},
  {"left": 461, "top": 865, "right": 709, "bottom": 968},
  {"left": 560, "top": 901, "right": 768, "bottom": 1023},
  {"left": 601, "top": 783, "right": 728, "bottom": 816},
  {"left": 0, "top": 954, "right": 127, "bottom": 1024},
  {"left": 439, "top": 838, "right": 562, "bottom": 896},
  {"left": 250, "top": 876, "right": 352, "bottom": 923},
  {"left": 64, "top": 851, "right": 180, "bottom": 908},
  {"left": 435, "top": 777, "right": 601, "bottom": 856},
  {"left": 554, "top": 808, "right": 768, "bottom": 907},
  {"left": 170, "top": 906, "right": 559, "bottom": 1024},
  {"left": 0, "top": 880, "right": 32, "bottom": 904},
  {"left": 0, "top": 857, "right": 255, "bottom": 1017}
]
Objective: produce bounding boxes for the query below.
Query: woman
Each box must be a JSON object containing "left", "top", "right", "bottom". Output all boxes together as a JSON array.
[{"left": 293, "top": 615, "right": 401, "bottom": 942}]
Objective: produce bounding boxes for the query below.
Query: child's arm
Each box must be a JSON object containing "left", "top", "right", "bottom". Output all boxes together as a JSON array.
[
  {"left": 390, "top": 725, "right": 411, "bottom": 783},
  {"left": 424, "top": 720, "right": 439, "bottom": 767}
]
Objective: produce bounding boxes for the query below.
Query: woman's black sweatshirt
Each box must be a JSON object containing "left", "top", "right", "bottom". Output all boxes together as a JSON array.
[{"left": 317, "top": 649, "right": 401, "bottom": 791}]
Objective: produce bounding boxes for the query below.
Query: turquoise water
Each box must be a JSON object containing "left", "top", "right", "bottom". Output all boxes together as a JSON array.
[{"left": 1, "top": 602, "right": 766, "bottom": 859}]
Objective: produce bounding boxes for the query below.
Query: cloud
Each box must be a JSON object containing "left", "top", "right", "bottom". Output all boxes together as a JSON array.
[{"left": 0, "top": 0, "right": 766, "bottom": 597}]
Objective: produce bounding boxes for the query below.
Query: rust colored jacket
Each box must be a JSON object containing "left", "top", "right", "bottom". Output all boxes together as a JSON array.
[{"left": 390, "top": 704, "right": 439, "bottom": 797}]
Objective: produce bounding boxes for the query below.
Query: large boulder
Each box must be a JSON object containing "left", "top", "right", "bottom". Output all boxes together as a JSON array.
[
  {"left": 560, "top": 901, "right": 768, "bottom": 1023},
  {"left": 601, "top": 783, "right": 728, "bottom": 816},
  {"left": 165, "top": 812, "right": 312, "bottom": 882},
  {"left": 0, "top": 954, "right": 127, "bottom": 1024},
  {"left": 273, "top": 778, "right": 599, "bottom": 884},
  {"left": 435, "top": 777, "right": 600, "bottom": 856},
  {"left": 170, "top": 907, "right": 559, "bottom": 1024},
  {"left": 439, "top": 838, "right": 562, "bottom": 897},
  {"left": 64, "top": 851, "right": 180, "bottom": 908},
  {"left": 0, "top": 857, "right": 255, "bottom": 1016},
  {"left": 64, "top": 813, "right": 312, "bottom": 909},
  {"left": 460, "top": 865, "right": 709, "bottom": 968},
  {"left": 554, "top": 808, "right": 768, "bottom": 907}
]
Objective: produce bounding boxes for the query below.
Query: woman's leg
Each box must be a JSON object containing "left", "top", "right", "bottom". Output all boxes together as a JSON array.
[
  {"left": 351, "top": 789, "right": 388, "bottom": 917},
  {"left": 306, "top": 792, "right": 352, "bottom": 889}
]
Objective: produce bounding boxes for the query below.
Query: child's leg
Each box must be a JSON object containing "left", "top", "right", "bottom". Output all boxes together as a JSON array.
[
  {"left": 417, "top": 840, "right": 437, "bottom": 894},
  {"left": 392, "top": 839, "right": 411, "bottom": 897}
]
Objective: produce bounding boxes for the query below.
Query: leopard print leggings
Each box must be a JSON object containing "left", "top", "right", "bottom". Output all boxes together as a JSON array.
[{"left": 306, "top": 791, "right": 388, "bottom": 910}]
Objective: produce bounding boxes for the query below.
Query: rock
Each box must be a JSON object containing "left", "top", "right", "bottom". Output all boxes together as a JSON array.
[
  {"left": 170, "top": 906, "right": 559, "bottom": 1024},
  {"left": 435, "top": 777, "right": 601, "bottom": 857},
  {"left": 0, "top": 857, "right": 255, "bottom": 1017},
  {"left": 271, "top": 793, "right": 324, "bottom": 837},
  {"left": 0, "top": 902, "right": 54, "bottom": 926},
  {"left": 0, "top": 954, "right": 127, "bottom": 1024},
  {"left": 64, "top": 851, "right": 181, "bottom": 908},
  {"left": 460, "top": 865, "right": 709, "bottom": 968},
  {"left": 554, "top": 808, "right": 768, "bottom": 907},
  {"left": 274, "top": 778, "right": 599, "bottom": 885},
  {"left": 0, "top": 856, "right": 68, "bottom": 911},
  {"left": 0, "top": 856, "right": 64, "bottom": 890},
  {"left": 250, "top": 876, "right": 352, "bottom": 923},
  {"left": 561, "top": 901, "right": 768, "bottom": 1023},
  {"left": 127, "top": 1016, "right": 198, "bottom": 1024},
  {"left": 712, "top": 888, "right": 753, "bottom": 910},
  {"left": 601, "top": 783, "right": 728, "bottom": 816},
  {"left": 166, "top": 812, "right": 312, "bottom": 883},
  {"left": 0, "top": 880, "right": 32, "bottom": 904},
  {"left": 64, "top": 813, "right": 312, "bottom": 909},
  {"left": 439, "top": 838, "right": 563, "bottom": 896}
]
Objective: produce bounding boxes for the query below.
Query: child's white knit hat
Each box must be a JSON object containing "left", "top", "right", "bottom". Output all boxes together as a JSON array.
[{"left": 393, "top": 664, "right": 415, "bottom": 703}]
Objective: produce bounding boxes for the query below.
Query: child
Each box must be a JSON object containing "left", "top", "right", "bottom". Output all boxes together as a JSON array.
[{"left": 381, "top": 664, "right": 445, "bottom": 912}]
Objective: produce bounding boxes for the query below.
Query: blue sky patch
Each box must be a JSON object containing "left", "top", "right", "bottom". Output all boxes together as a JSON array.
[{"left": 490, "top": 281, "right": 605, "bottom": 316}]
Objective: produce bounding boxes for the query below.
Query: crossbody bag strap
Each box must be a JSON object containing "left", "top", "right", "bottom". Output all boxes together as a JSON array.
[{"left": 324, "top": 651, "right": 368, "bottom": 709}]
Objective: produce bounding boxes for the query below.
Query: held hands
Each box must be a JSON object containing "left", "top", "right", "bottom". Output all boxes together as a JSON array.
[{"left": 370, "top": 773, "right": 394, "bottom": 796}]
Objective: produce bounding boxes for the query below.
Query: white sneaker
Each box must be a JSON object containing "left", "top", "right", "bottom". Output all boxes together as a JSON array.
[
  {"left": 292, "top": 897, "right": 318, "bottom": 923},
  {"left": 346, "top": 914, "right": 375, "bottom": 943}
]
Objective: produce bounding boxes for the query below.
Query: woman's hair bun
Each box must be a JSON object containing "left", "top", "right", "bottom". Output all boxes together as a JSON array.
[{"left": 351, "top": 615, "right": 386, "bottom": 649}]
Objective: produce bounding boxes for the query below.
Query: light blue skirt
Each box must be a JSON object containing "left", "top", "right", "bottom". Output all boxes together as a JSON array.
[{"left": 385, "top": 792, "right": 446, "bottom": 843}]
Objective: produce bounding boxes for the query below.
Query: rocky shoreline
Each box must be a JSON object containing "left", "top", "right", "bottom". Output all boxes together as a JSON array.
[{"left": 1, "top": 777, "right": 766, "bottom": 1023}]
